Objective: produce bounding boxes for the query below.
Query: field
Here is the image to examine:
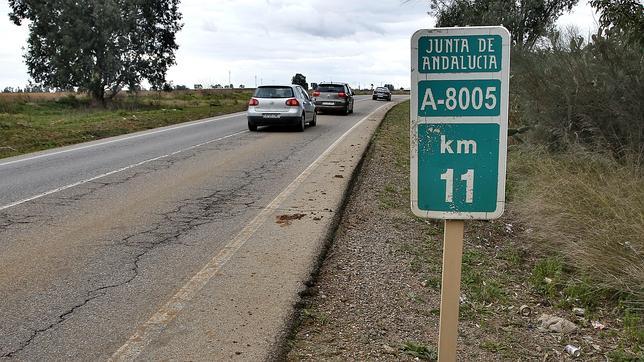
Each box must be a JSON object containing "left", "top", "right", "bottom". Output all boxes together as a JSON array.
[{"left": 0, "top": 89, "right": 253, "bottom": 159}]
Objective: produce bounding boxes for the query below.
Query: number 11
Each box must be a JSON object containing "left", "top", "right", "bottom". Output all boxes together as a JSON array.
[{"left": 440, "top": 169, "right": 474, "bottom": 203}]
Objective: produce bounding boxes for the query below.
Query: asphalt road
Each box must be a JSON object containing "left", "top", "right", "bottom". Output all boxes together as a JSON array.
[{"left": 0, "top": 96, "right": 397, "bottom": 360}]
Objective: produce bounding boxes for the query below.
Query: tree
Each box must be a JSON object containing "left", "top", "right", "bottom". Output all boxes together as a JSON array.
[
  {"left": 291, "top": 73, "right": 308, "bottom": 90},
  {"left": 429, "top": 0, "right": 578, "bottom": 49},
  {"left": 589, "top": 0, "right": 644, "bottom": 46},
  {"left": 161, "top": 82, "right": 174, "bottom": 92},
  {"left": 8, "top": 0, "right": 183, "bottom": 105},
  {"left": 25, "top": 82, "right": 44, "bottom": 93}
]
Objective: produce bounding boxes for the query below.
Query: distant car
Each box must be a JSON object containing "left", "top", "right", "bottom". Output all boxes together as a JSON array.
[
  {"left": 311, "top": 82, "right": 354, "bottom": 115},
  {"left": 247, "top": 85, "right": 316, "bottom": 132},
  {"left": 372, "top": 87, "right": 391, "bottom": 101}
]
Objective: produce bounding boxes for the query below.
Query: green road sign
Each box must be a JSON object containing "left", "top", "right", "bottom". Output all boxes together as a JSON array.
[
  {"left": 418, "top": 79, "right": 501, "bottom": 117},
  {"left": 411, "top": 27, "right": 510, "bottom": 219},
  {"left": 418, "top": 35, "right": 503, "bottom": 73},
  {"left": 418, "top": 123, "right": 499, "bottom": 212}
]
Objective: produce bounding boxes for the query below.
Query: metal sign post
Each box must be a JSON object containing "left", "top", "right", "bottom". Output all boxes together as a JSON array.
[{"left": 410, "top": 26, "right": 510, "bottom": 361}]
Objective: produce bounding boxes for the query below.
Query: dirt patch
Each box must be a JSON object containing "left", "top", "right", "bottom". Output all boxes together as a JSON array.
[
  {"left": 276, "top": 213, "right": 307, "bottom": 227},
  {"left": 285, "top": 102, "right": 638, "bottom": 361}
]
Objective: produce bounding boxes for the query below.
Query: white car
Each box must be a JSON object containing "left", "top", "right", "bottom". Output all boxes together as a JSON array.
[{"left": 247, "top": 85, "right": 316, "bottom": 131}]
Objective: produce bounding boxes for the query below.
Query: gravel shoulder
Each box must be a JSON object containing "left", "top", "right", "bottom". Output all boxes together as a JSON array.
[{"left": 285, "top": 101, "right": 637, "bottom": 361}]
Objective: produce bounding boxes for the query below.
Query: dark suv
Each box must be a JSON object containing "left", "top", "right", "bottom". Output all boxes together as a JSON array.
[
  {"left": 372, "top": 87, "right": 391, "bottom": 101},
  {"left": 311, "top": 82, "right": 354, "bottom": 115}
]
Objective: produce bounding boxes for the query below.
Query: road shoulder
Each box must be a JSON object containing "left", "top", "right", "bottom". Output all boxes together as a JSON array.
[
  {"left": 285, "top": 101, "right": 631, "bottom": 361},
  {"left": 112, "top": 100, "right": 401, "bottom": 360}
]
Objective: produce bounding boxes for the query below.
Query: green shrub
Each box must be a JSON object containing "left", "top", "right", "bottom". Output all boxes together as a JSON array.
[{"left": 511, "top": 30, "right": 643, "bottom": 163}]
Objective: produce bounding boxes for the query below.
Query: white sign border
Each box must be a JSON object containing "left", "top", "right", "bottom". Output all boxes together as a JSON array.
[{"left": 410, "top": 26, "right": 510, "bottom": 220}]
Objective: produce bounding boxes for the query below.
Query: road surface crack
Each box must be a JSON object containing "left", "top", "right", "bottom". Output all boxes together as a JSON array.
[
  {"left": 0, "top": 143, "right": 307, "bottom": 357},
  {"left": 0, "top": 213, "right": 41, "bottom": 233}
]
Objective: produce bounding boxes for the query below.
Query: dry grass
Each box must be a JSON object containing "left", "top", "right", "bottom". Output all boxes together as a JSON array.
[
  {"left": 0, "top": 88, "right": 248, "bottom": 103},
  {"left": 0, "top": 91, "right": 78, "bottom": 102},
  {"left": 0, "top": 89, "right": 252, "bottom": 159},
  {"left": 508, "top": 146, "right": 644, "bottom": 304}
]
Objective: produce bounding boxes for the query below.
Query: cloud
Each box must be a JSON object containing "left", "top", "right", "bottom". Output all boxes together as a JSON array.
[
  {"left": 168, "top": 0, "right": 431, "bottom": 88},
  {"left": 0, "top": 3, "right": 30, "bottom": 87},
  {"left": 0, "top": 0, "right": 598, "bottom": 90}
]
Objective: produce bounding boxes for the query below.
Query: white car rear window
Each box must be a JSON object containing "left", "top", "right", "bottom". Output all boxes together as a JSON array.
[{"left": 255, "top": 87, "right": 294, "bottom": 98}]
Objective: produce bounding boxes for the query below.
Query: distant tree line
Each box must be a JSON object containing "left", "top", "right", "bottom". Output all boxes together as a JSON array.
[
  {"left": 1, "top": 83, "right": 250, "bottom": 94},
  {"left": 3, "top": 84, "right": 67, "bottom": 93}
]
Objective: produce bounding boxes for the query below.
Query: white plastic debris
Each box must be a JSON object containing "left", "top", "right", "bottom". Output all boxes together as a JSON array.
[
  {"left": 572, "top": 307, "right": 585, "bottom": 316},
  {"left": 591, "top": 320, "right": 605, "bottom": 330},
  {"left": 538, "top": 314, "right": 578, "bottom": 334}
]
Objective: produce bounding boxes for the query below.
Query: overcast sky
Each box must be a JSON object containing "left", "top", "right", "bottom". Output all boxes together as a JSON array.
[{"left": 0, "top": 0, "right": 597, "bottom": 90}]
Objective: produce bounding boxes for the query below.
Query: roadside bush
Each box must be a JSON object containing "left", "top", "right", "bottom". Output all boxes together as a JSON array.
[{"left": 511, "top": 30, "right": 643, "bottom": 163}]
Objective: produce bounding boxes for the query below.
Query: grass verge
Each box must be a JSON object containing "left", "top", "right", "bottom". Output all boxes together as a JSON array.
[
  {"left": 509, "top": 146, "right": 643, "bottom": 306},
  {"left": 0, "top": 89, "right": 252, "bottom": 159},
  {"left": 287, "top": 100, "right": 642, "bottom": 360}
]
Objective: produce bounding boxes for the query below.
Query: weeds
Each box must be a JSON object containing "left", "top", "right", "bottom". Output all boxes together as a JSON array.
[
  {"left": 301, "top": 308, "right": 330, "bottom": 325},
  {"left": 511, "top": 147, "right": 643, "bottom": 306},
  {"left": 400, "top": 341, "right": 437, "bottom": 360},
  {"left": 622, "top": 310, "right": 644, "bottom": 348},
  {"left": 606, "top": 348, "right": 641, "bottom": 361},
  {"left": 461, "top": 249, "right": 506, "bottom": 304},
  {"left": 497, "top": 247, "right": 524, "bottom": 267},
  {"left": 560, "top": 280, "right": 612, "bottom": 311},
  {"left": 480, "top": 340, "right": 508, "bottom": 353},
  {"left": 378, "top": 184, "right": 399, "bottom": 209},
  {"left": 529, "top": 257, "right": 564, "bottom": 298},
  {"left": 407, "top": 292, "right": 426, "bottom": 304},
  {"left": 421, "top": 275, "right": 441, "bottom": 290}
]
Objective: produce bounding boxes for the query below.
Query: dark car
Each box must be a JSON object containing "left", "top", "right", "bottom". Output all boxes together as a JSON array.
[
  {"left": 372, "top": 87, "right": 391, "bottom": 101},
  {"left": 311, "top": 82, "right": 354, "bottom": 115}
]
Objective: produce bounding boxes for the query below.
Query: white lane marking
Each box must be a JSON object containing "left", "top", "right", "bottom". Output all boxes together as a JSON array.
[
  {"left": 0, "top": 130, "right": 249, "bottom": 212},
  {"left": 0, "top": 112, "right": 245, "bottom": 168},
  {"left": 109, "top": 102, "right": 393, "bottom": 361}
]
